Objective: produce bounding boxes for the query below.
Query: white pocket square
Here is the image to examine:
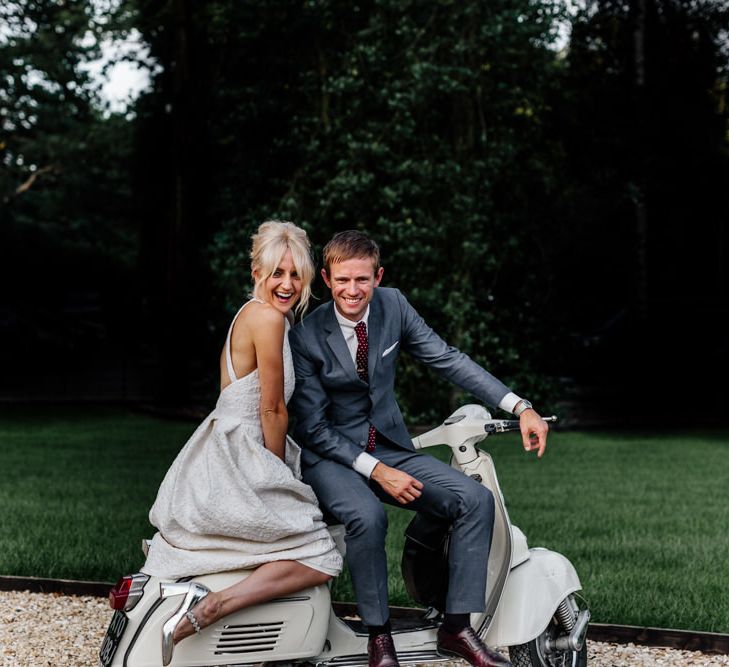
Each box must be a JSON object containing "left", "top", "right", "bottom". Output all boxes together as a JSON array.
[{"left": 382, "top": 341, "right": 399, "bottom": 357}]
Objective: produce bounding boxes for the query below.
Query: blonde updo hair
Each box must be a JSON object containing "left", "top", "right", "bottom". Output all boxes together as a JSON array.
[{"left": 250, "top": 220, "right": 315, "bottom": 316}]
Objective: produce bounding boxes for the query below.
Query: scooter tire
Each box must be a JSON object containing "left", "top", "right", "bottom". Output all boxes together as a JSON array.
[{"left": 509, "top": 639, "right": 587, "bottom": 667}]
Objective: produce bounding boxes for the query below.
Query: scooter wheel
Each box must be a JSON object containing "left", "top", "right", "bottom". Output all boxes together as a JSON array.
[
  {"left": 509, "top": 594, "right": 588, "bottom": 667},
  {"left": 509, "top": 639, "right": 587, "bottom": 667}
]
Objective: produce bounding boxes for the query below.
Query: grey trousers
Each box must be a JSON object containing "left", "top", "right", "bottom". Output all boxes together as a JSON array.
[{"left": 302, "top": 441, "right": 495, "bottom": 626}]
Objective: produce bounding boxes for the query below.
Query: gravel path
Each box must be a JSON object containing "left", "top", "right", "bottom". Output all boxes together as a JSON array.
[{"left": 1, "top": 590, "right": 728, "bottom": 667}]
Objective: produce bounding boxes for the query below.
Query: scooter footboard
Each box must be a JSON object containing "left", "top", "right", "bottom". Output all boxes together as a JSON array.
[{"left": 482, "top": 549, "right": 582, "bottom": 648}]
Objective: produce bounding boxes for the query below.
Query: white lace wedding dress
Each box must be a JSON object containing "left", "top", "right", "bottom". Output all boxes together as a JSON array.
[{"left": 142, "top": 300, "right": 342, "bottom": 580}]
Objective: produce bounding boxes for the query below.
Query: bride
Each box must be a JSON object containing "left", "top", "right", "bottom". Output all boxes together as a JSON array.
[{"left": 141, "top": 220, "right": 342, "bottom": 665}]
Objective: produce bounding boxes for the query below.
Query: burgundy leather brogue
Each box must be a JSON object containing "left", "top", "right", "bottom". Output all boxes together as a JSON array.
[
  {"left": 367, "top": 632, "right": 401, "bottom": 667},
  {"left": 437, "top": 625, "right": 512, "bottom": 667}
]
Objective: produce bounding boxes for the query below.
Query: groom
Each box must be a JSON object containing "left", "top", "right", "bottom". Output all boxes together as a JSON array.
[{"left": 289, "top": 231, "right": 548, "bottom": 667}]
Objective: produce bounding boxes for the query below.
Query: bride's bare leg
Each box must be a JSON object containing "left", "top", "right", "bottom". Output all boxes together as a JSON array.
[{"left": 172, "top": 561, "right": 331, "bottom": 643}]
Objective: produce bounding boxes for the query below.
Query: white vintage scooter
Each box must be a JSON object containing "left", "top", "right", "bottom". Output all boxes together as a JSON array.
[{"left": 100, "top": 404, "right": 589, "bottom": 667}]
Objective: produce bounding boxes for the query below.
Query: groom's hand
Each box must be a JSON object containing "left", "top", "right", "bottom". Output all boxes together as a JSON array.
[
  {"left": 520, "top": 409, "right": 548, "bottom": 458},
  {"left": 370, "top": 463, "right": 423, "bottom": 504}
]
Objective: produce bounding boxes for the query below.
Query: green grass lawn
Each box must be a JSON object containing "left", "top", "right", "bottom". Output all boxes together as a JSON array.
[{"left": 1, "top": 406, "right": 727, "bottom": 633}]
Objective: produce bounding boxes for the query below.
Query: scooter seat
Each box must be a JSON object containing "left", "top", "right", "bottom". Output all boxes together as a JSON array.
[{"left": 142, "top": 530, "right": 348, "bottom": 560}]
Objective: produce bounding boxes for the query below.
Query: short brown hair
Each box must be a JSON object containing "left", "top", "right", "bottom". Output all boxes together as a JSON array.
[{"left": 322, "top": 230, "right": 380, "bottom": 275}]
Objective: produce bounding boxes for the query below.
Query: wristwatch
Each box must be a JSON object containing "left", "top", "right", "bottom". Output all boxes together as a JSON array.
[{"left": 513, "top": 399, "right": 533, "bottom": 416}]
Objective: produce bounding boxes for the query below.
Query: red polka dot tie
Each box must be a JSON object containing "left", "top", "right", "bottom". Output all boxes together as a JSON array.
[{"left": 354, "top": 321, "right": 376, "bottom": 452}]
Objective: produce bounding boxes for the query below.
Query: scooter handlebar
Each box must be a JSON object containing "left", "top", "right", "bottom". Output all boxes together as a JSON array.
[
  {"left": 412, "top": 411, "right": 557, "bottom": 450},
  {"left": 483, "top": 415, "right": 557, "bottom": 434}
]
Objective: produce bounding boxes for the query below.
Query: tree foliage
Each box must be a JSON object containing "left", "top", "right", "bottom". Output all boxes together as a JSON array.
[
  {"left": 132, "top": 0, "right": 568, "bottom": 419},
  {"left": 3, "top": 0, "right": 728, "bottom": 420},
  {"left": 548, "top": 0, "right": 729, "bottom": 399},
  {"left": 1, "top": 0, "right": 135, "bottom": 259},
  {"left": 1, "top": 0, "right": 140, "bottom": 389}
]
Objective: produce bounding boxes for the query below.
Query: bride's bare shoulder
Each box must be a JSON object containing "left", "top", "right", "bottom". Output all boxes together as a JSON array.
[{"left": 239, "top": 300, "right": 285, "bottom": 333}]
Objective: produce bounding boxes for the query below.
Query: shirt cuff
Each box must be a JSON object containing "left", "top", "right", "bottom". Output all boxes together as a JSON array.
[
  {"left": 353, "top": 452, "right": 380, "bottom": 479},
  {"left": 499, "top": 392, "right": 523, "bottom": 414}
]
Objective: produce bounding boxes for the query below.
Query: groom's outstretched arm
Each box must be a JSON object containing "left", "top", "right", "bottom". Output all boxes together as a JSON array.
[
  {"left": 395, "top": 289, "right": 513, "bottom": 408},
  {"left": 289, "top": 328, "right": 364, "bottom": 468},
  {"left": 394, "top": 289, "right": 548, "bottom": 456}
]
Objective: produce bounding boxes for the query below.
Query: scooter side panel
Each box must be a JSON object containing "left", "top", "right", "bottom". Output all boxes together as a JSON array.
[
  {"left": 119, "top": 574, "right": 331, "bottom": 666},
  {"left": 483, "top": 548, "right": 582, "bottom": 648}
]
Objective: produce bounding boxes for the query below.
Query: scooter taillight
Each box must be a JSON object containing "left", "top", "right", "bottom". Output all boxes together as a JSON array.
[{"left": 109, "top": 573, "right": 150, "bottom": 611}]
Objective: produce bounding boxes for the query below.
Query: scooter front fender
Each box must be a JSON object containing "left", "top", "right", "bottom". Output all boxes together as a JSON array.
[{"left": 483, "top": 548, "right": 582, "bottom": 648}]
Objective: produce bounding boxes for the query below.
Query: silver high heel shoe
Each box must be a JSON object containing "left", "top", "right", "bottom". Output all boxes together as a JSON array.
[{"left": 159, "top": 581, "right": 211, "bottom": 666}]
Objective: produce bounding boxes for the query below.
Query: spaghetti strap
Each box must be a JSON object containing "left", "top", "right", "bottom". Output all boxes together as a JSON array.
[{"left": 224, "top": 298, "right": 264, "bottom": 382}]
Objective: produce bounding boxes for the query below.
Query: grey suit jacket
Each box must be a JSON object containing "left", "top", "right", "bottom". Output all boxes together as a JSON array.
[{"left": 288, "top": 287, "right": 511, "bottom": 469}]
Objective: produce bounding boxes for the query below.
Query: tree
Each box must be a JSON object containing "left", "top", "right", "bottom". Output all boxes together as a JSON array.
[
  {"left": 549, "top": 0, "right": 729, "bottom": 414},
  {"left": 187, "top": 0, "right": 568, "bottom": 421},
  {"left": 1, "top": 0, "right": 139, "bottom": 399}
]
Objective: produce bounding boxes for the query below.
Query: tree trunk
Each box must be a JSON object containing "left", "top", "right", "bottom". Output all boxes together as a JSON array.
[{"left": 633, "top": 0, "right": 648, "bottom": 322}]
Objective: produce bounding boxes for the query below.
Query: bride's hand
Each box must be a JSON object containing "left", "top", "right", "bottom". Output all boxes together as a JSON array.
[{"left": 370, "top": 463, "right": 423, "bottom": 504}]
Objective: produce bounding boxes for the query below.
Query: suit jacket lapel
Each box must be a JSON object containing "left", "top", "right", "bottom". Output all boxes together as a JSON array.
[
  {"left": 324, "top": 303, "right": 362, "bottom": 384},
  {"left": 367, "top": 291, "right": 383, "bottom": 381}
]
